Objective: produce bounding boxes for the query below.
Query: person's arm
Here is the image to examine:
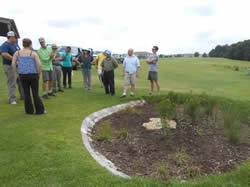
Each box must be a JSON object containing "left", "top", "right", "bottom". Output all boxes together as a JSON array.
[
  {"left": 146, "top": 56, "right": 158, "bottom": 64},
  {"left": 2, "top": 53, "right": 13, "bottom": 61},
  {"left": 113, "top": 58, "right": 119, "bottom": 69},
  {"left": 91, "top": 56, "right": 96, "bottom": 65},
  {"left": 71, "top": 55, "right": 73, "bottom": 66},
  {"left": 136, "top": 58, "right": 140, "bottom": 77},
  {"left": 34, "top": 52, "right": 42, "bottom": 73},
  {"left": 1, "top": 43, "right": 13, "bottom": 61},
  {"left": 94, "top": 56, "right": 98, "bottom": 69},
  {"left": 122, "top": 59, "right": 126, "bottom": 76},
  {"left": 11, "top": 51, "right": 18, "bottom": 72}
]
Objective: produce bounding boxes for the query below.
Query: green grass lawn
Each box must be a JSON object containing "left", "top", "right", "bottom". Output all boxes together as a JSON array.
[{"left": 0, "top": 57, "right": 249, "bottom": 186}]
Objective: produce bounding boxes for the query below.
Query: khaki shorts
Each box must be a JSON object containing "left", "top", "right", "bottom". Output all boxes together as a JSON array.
[
  {"left": 148, "top": 71, "right": 158, "bottom": 81},
  {"left": 42, "top": 71, "right": 53, "bottom": 81},
  {"left": 124, "top": 72, "right": 137, "bottom": 86}
]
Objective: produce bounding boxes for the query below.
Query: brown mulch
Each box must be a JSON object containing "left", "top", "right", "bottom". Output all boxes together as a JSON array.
[{"left": 91, "top": 103, "right": 250, "bottom": 180}]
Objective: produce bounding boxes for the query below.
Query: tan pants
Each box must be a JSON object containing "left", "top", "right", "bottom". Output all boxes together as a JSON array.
[{"left": 3, "top": 64, "right": 24, "bottom": 103}]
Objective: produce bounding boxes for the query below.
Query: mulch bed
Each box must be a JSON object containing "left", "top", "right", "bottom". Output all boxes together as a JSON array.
[{"left": 91, "top": 103, "right": 249, "bottom": 180}]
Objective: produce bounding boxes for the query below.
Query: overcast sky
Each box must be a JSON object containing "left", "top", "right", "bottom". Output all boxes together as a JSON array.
[{"left": 1, "top": 0, "right": 249, "bottom": 54}]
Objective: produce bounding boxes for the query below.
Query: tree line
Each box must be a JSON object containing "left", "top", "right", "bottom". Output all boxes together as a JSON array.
[{"left": 209, "top": 39, "right": 250, "bottom": 61}]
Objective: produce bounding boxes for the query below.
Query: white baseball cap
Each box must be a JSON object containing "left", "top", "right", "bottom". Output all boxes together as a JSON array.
[
  {"left": 39, "top": 37, "right": 45, "bottom": 43},
  {"left": 7, "top": 31, "right": 16, "bottom": 37}
]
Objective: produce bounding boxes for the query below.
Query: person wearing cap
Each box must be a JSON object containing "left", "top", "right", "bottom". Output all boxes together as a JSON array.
[
  {"left": 120, "top": 48, "right": 140, "bottom": 98},
  {"left": 51, "top": 44, "right": 63, "bottom": 93},
  {"left": 146, "top": 46, "right": 160, "bottom": 95},
  {"left": 94, "top": 50, "right": 107, "bottom": 87},
  {"left": 12, "top": 38, "right": 45, "bottom": 114},
  {"left": 0, "top": 31, "right": 24, "bottom": 104},
  {"left": 75, "top": 49, "right": 94, "bottom": 90},
  {"left": 37, "top": 38, "right": 55, "bottom": 99},
  {"left": 101, "top": 50, "right": 118, "bottom": 96}
]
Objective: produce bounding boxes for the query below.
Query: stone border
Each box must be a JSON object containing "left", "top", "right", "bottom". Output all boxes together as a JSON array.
[{"left": 81, "top": 100, "right": 146, "bottom": 179}]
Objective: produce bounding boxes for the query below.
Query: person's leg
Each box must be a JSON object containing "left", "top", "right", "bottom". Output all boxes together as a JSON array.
[
  {"left": 150, "top": 80, "right": 154, "bottom": 95},
  {"left": 21, "top": 77, "right": 34, "bottom": 114},
  {"left": 156, "top": 80, "right": 160, "bottom": 95},
  {"left": 131, "top": 85, "right": 135, "bottom": 95},
  {"left": 109, "top": 71, "right": 115, "bottom": 95},
  {"left": 102, "top": 72, "right": 110, "bottom": 94},
  {"left": 52, "top": 66, "right": 57, "bottom": 92},
  {"left": 16, "top": 76, "right": 24, "bottom": 100},
  {"left": 130, "top": 73, "right": 136, "bottom": 96},
  {"left": 82, "top": 69, "right": 88, "bottom": 89},
  {"left": 68, "top": 68, "right": 72, "bottom": 88},
  {"left": 62, "top": 67, "right": 67, "bottom": 88},
  {"left": 88, "top": 69, "right": 92, "bottom": 90},
  {"left": 121, "top": 73, "right": 129, "bottom": 97},
  {"left": 98, "top": 68, "right": 103, "bottom": 87},
  {"left": 3, "top": 65, "right": 17, "bottom": 103},
  {"left": 57, "top": 66, "right": 62, "bottom": 91},
  {"left": 31, "top": 76, "right": 45, "bottom": 114}
]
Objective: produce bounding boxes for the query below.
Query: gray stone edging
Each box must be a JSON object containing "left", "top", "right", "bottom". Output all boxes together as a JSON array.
[{"left": 80, "top": 100, "right": 146, "bottom": 179}]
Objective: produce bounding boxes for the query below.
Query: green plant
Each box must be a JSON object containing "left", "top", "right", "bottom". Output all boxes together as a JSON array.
[
  {"left": 116, "top": 128, "right": 129, "bottom": 140},
  {"left": 158, "top": 98, "right": 176, "bottom": 120},
  {"left": 119, "top": 106, "right": 141, "bottom": 115},
  {"left": 185, "top": 95, "right": 201, "bottom": 124},
  {"left": 169, "top": 151, "right": 191, "bottom": 166},
  {"left": 161, "top": 119, "right": 169, "bottom": 135},
  {"left": 186, "top": 166, "right": 201, "bottom": 178},
  {"left": 222, "top": 105, "right": 241, "bottom": 144},
  {"left": 155, "top": 161, "right": 169, "bottom": 180},
  {"left": 96, "top": 122, "right": 112, "bottom": 142},
  {"left": 200, "top": 94, "right": 218, "bottom": 117}
]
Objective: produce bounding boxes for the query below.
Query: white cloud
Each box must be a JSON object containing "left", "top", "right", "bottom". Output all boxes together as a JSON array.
[{"left": 0, "top": 0, "right": 249, "bottom": 54}]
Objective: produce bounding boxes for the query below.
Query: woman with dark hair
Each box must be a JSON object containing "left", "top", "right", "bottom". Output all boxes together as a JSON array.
[
  {"left": 12, "top": 38, "right": 45, "bottom": 114},
  {"left": 60, "top": 46, "right": 73, "bottom": 88},
  {"left": 76, "top": 49, "right": 94, "bottom": 90}
]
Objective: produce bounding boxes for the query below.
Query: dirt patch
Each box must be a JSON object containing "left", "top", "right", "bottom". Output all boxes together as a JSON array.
[{"left": 91, "top": 103, "right": 249, "bottom": 180}]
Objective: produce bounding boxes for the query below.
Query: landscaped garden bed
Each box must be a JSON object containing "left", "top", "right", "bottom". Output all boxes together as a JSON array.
[{"left": 91, "top": 92, "right": 250, "bottom": 180}]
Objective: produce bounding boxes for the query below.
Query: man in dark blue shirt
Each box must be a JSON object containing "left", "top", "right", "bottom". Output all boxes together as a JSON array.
[{"left": 0, "top": 31, "right": 24, "bottom": 104}]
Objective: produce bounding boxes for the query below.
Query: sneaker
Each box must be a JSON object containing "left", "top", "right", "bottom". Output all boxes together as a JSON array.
[
  {"left": 58, "top": 89, "right": 64, "bottom": 92},
  {"left": 130, "top": 93, "right": 135, "bottom": 97},
  {"left": 48, "top": 93, "right": 56, "bottom": 96},
  {"left": 120, "top": 94, "right": 126, "bottom": 98},
  {"left": 111, "top": 93, "right": 115, "bottom": 96},
  {"left": 42, "top": 95, "right": 49, "bottom": 99},
  {"left": 11, "top": 101, "right": 17, "bottom": 104},
  {"left": 69, "top": 86, "right": 72, "bottom": 89}
]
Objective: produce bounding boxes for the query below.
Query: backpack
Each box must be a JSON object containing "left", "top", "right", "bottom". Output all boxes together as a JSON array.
[{"left": 17, "top": 51, "right": 38, "bottom": 74}]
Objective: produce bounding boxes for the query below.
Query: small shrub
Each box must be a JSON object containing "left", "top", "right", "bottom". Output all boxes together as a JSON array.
[
  {"left": 185, "top": 95, "right": 201, "bottom": 124},
  {"left": 158, "top": 98, "right": 176, "bottom": 120},
  {"left": 161, "top": 119, "right": 169, "bottom": 135},
  {"left": 96, "top": 122, "right": 112, "bottom": 142},
  {"left": 170, "top": 151, "right": 191, "bottom": 165},
  {"left": 186, "top": 166, "right": 201, "bottom": 178},
  {"left": 155, "top": 161, "right": 169, "bottom": 180},
  {"left": 119, "top": 106, "right": 141, "bottom": 115},
  {"left": 116, "top": 128, "right": 129, "bottom": 140},
  {"left": 200, "top": 94, "right": 218, "bottom": 117},
  {"left": 222, "top": 105, "right": 241, "bottom": 144}
]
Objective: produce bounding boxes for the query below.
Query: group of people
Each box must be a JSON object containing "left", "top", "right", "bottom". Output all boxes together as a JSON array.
[{"left": 0, "top": 31, "right": 160, "bottom": 115}]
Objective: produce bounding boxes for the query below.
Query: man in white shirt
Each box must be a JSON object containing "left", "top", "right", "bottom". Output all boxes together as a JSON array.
[{"left": 120, "top": 48, "right": 140, "bottom": 98}]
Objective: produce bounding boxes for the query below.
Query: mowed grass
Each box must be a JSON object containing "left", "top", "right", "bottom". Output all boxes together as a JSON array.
[{"left": 0, "top": 57, "right": 249, "bottom": 186}]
